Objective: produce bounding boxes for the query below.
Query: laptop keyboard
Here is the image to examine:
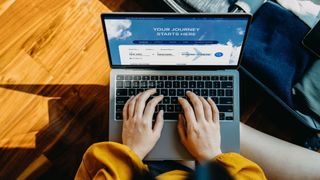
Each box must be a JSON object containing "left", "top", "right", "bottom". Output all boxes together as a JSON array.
[{"left": 115, "top": 75, "right": 234, "bottom": 121}]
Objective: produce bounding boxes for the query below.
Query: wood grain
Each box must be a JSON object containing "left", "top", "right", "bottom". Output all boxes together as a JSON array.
[
  {"left": 0, "top": 0, "right": 314, "bottom": 178},
  {"left": 0, "top": 0, "right": 111, "bottom": 178}
]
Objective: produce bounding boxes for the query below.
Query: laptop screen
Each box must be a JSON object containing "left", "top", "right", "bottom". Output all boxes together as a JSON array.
[{"left": 102, "top": 14, "right": 250, "bottom": 67}]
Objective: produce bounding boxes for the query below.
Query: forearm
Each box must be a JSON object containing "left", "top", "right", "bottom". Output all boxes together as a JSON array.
[{"left": 240, "top": 123, "right": 320, "bottom": 179}]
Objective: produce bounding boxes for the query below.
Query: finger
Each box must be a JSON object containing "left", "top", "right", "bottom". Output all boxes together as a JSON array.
[
  {"left": 128, "top": 93, "right": 141, "bottom": 118},
  {"left": 135, "top": 89, "right": 157, "bottom": 118},
  {"left": 123, "top": 96, "right": 134, "bottom": 121},
  {"left": 186, "top": 91, "right": 205, "bottom": 121},
  {"left": 153, "top": 110, "right": 164, "bottom": 138},
  {"left": 199, "top": 96, "right": 212, "bottom": 122},
  {"left": 178, "top": 97, "right": 197, "bottom": 129},
  {"left": 207, "top": 97, "right": 220, "bottom": 124},
  {"left": 144, "top": 95, "right": 164, "bottom": 120},
  {"left": 177, "top": 114, "right": 187, "bottom": 144}
]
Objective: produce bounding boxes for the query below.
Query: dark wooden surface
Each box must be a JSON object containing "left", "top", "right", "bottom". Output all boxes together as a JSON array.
[{"left": 0, "top": 0, "right": 313, "bottom": 179}]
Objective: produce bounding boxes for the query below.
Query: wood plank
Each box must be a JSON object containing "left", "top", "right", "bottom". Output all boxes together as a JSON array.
[{"left": 0, "top": 0, "right": 111, "bottom": 178}]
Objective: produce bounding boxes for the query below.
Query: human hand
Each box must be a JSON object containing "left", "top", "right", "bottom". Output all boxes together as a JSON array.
[
  {"left": 122, "top": 89, "right": 164, "bottom": 159},
  {"left": 178, "top": 91, "right": 222, "bottom": 162}
]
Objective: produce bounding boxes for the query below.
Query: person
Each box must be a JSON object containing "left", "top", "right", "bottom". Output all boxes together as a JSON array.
[{"left": 75, "top": 89, "right": 266, "bottom": 179}]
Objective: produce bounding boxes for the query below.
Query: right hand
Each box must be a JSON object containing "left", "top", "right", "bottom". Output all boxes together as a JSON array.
[{"left": 178, "top": 91, "right": 222, "bottom": 162}]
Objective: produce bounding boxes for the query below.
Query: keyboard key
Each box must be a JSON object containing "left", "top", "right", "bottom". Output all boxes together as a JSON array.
[
  {"left": 219, "top": 113, "right": 225, "bottom": 120},
  {"left": 205, "top": 81, "right": 212, "bottom": 88},
  {"left": 165, "top": 81, "right": 172, "bottom": 88},
  {"left": 168, "top": 76, "right": 176, "bottom": 80},
  {"left": 193, "top": 89, "right": 200, "bottom": 95},
  {"left": 125, "top": 75, "right": 133, "bottom": 80},
  {"left": 163, "top": 97, "right": 170, "bottom": 104},
  {"left": 213, "top": 81, "right": 220, "bottom": 88},
  {"left": 158, "top": 105, "right": 166, "bottom": 111},
  {"left": 218, "top": 89, "right": 224, "bottom": 96},
  {"left": 133, "top": 75, "right": 141, "bottom": 80},
  {"left": 167, "top": 105, "right": 174, "bottom": 112},
  {"left": 116, "top": 89, "right": 127, "bottom": 96},
  {"left": 194, "top": 76, "right": 201, "bottom": 80},
  {"left": 220, "top": 97, "right": 233, "bottom": 104},
  {"left": 211, "top": 97, "right": 219, "bottom": 104},
  {"left": 171, "top": 97, "right": 178, "bottom": 104},
  {"left": 164, "top": 113, "right": 179, "bottom": 120},
  {"left": 128, "top": 89, "right": 136, "bottom": 96},
  {"left": 181, "top": 81, "right": 188, "bottom": 88},
  {"left": 226, "top": 116, "right": 233, "bottom": 120},
  {"left": 148, "top": 81, "right": 156, "bottom": 88},
  {"left": 161, "top": 89, "right": 168, "bottom": 96},
  {"left": 116, "top": 105, "right": 123, "bottom": 112},
  {"left": 169, "top": 89, "right": 176, "bottom": 96},
  {"left": 156, "top": 81, "right": 164, "bottom": 88},
  {"left": 211, "top": 76, "right": 219, "bottom": 80},
  {"left": 201, "top": 89, "right": 208, "bottom": 96},
  {"left": 177, "top": 76, "right": 184, "bottom": 80},
  {"left": 173, "top": 81, "right": 180, "bottom": 88},
  {"left": 222, "top": 82, "right": 233, "bottom": 88},
  {"left": 186, "top": 76, "right": 193, "bottom": 80},
  {"left": 203, "top": 76, "right": 210, "bottom": 80},
  {"left": 209, "top": 89, "right": 216, "bottom": 96},
  {"left": 189, "top": 82, "right": 196, "bottom": 88},
  {"left": 220, "top": 76, "right": 228, "bottom": 80},
  {"left": 175, "top": 105, "right": 182, "bottom": 112},
  {"left": 133, "top": 81, "right": 139, "bottom": 88},
  {"left": 226, "top": 89, "right": 233, "bottom": 96},
  {"left": 151, "top": 76, "right": 158, "bottom": 80},
  {"left": 142, "top": 76, "right": 150, "bottom": 80},
  {"left": 116, "top": 97, "right": 129, "bottom": 104},
  {"left": 141, "top": 81, "right": 148, "bottom": 88},
  {"left": 160, "top": 76, "right": 167, "bottom": 80},
  {"left": 124, "top": 81, "right": 131, "bottom": 88},
  {"left": 177, "top": 89, "right": 184, "bottom": 96},
  {"left": 116, "top": 75, "right": 124, "bottom": 80},
  {"left": 228, "top": 76, "right": 233, "bottom": 80},
  {"left": 197, "top": 82, "right": 204, "bottom": 88},
  {"left": 217, "top": 105, "right": 233, "bottom": 112},
  {"left": 116, "top": 113, "right": 122, "bottom": 120},
  {"left": 116, "top": 81, "right": 123, "bottom": 88}
]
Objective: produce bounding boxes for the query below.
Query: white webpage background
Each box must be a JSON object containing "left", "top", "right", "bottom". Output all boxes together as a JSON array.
[{"left": 119, "top": 44, "right": 237, "bottom": 65}]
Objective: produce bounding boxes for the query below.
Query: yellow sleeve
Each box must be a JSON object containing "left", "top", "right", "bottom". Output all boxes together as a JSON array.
[
  {"left": 75, "top": 142, "right": 148, "bottom": 180},
  {"left": 214, "top": 153, "right": 267, "bottom": 180}
]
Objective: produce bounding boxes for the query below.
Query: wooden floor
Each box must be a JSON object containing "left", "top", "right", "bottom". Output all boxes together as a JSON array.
[{"left": 0, "top": 0, "right": 313, "bottom": 179}]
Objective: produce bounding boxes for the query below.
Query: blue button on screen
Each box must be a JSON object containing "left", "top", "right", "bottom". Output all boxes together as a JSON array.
[{"left": 214, "top": 52, "right": 223, "bottom": 57}]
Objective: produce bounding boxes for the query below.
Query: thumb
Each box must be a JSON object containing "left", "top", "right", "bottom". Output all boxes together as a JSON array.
[{"left": 153, "top": 110, "right": 164, "bottom": 137}]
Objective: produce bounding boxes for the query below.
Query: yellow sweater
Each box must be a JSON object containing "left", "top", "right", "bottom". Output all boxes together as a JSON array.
[{"left": 75, "top": 142, "right": 266, "bottom": 180}]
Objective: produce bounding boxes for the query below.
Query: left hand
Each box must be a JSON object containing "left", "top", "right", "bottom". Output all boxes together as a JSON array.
[{"left": 122, "top": 89, "right": 164, "bottom": 159}]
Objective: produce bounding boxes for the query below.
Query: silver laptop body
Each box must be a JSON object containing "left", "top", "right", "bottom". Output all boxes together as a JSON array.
[{"left": 101, "top": 13, "right": 251, "bottom": 160}]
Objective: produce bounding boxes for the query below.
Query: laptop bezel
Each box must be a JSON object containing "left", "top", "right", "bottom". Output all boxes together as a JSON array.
[{"left": 101, "top": 12, "right": 252, "bottom": 70}]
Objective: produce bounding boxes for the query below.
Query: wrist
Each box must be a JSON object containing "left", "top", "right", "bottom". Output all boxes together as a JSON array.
[
  {"left": 130, "top": 147, "right": 146, "bottom": 160},
  {"left": 197, "top": 149, "right": 222, "bottom": 163}
]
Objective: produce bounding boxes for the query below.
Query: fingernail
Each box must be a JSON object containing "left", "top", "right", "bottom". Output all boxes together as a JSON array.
[
  {"left": 208, "top": 97, "right": 211, "bottom": 100},
  {"left": 160, "top": 110, "right": 164, "bottom": 114},
  {"left": 186, "top": 91, "right": 190, "bottom": 94}
]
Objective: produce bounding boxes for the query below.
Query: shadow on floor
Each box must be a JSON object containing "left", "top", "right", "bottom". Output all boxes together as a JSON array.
[{"left": 0, "top": 84, "right": 109, "bottom": 179}]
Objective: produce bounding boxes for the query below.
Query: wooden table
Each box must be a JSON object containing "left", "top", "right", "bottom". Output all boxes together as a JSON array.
[{"left": 0, "top": 0, "right": 111, "bottom": 178}]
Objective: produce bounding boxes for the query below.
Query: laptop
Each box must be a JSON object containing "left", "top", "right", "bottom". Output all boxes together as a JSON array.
[{"left": 101, "top": 13, "right": 251, "bottom": 160}]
